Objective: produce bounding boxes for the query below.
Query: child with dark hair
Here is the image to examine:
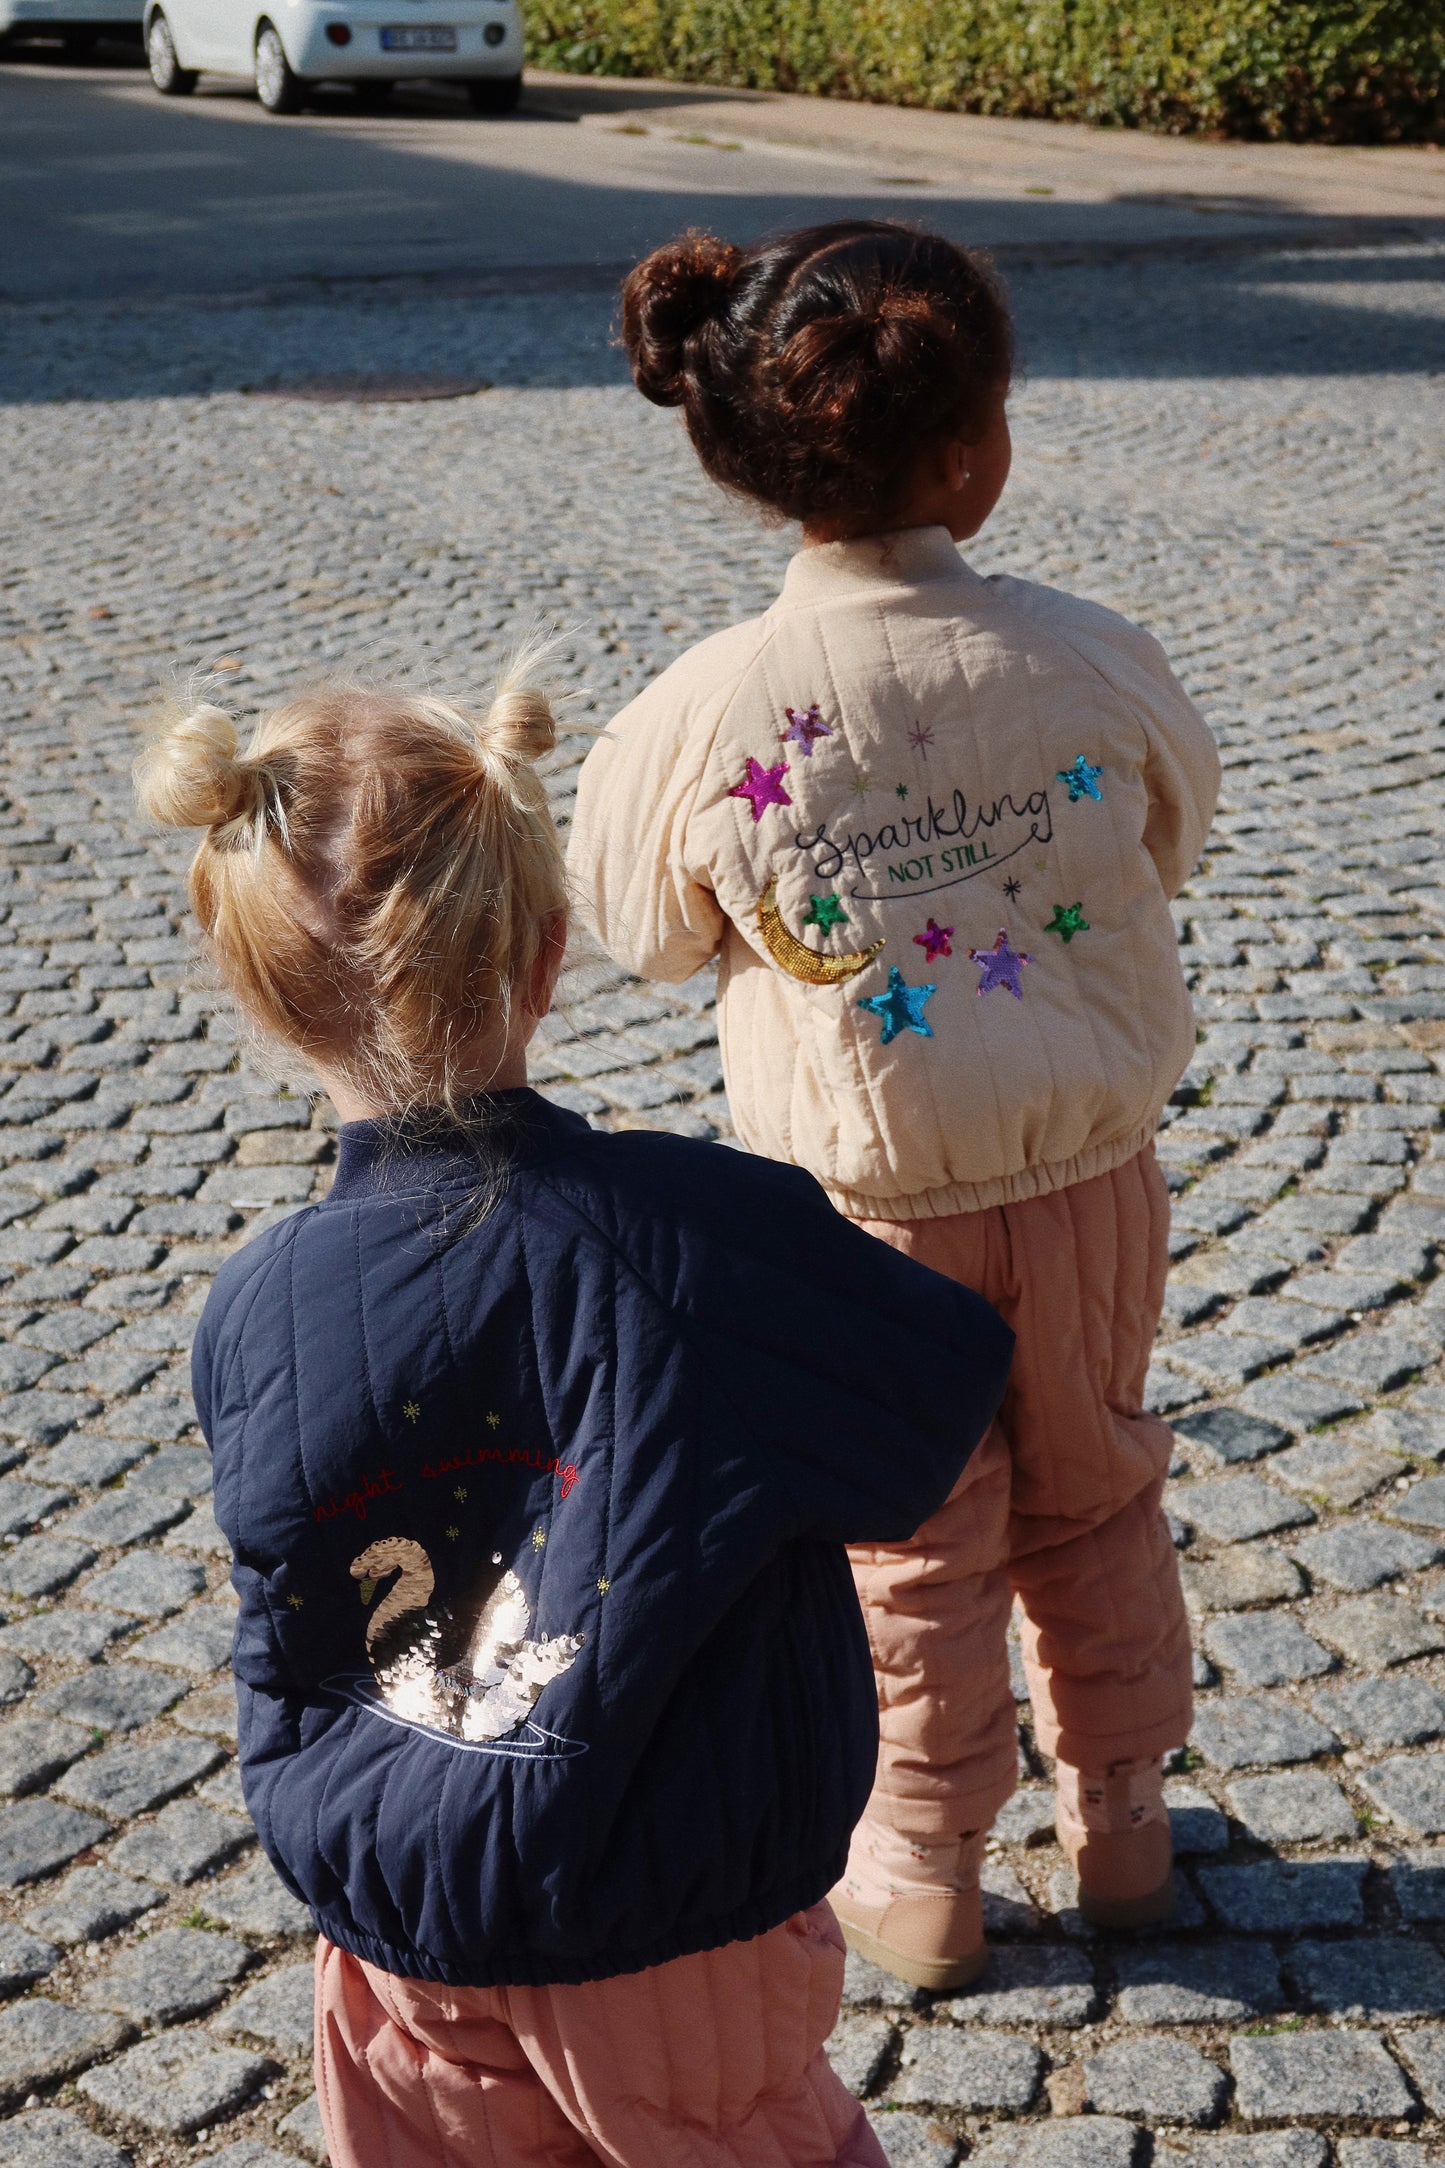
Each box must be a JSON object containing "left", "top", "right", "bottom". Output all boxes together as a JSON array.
[{"left": 569, "top": 219, "right": 1221, "bottom": 1991}]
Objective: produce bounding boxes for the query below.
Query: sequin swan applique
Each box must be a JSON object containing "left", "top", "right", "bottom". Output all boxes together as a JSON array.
[{"left": 344, "top": 1537, "right": 585, "bottom": 1752}]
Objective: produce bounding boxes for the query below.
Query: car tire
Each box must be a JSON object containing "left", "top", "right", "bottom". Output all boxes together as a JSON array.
[
  {"left": 465, "top": 71, "right": 520, "bottom": 114},
  {"left": 254, "top": 19, "right": 303, "bottom": 111},
  {"left": 146, "top": 9, "right": 195, "bottom": 91}
]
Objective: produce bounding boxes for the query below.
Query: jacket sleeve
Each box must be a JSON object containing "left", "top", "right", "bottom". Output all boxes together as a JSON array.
[
  {"left": 566, "top": 628, "right": 764, "bottom": 985},
  {"left": 667, "top": 1164, "right": 1014, "bottom": 1548},
  {"left": 1131, "top": 635, "right": 1221, "bottom": 900}
]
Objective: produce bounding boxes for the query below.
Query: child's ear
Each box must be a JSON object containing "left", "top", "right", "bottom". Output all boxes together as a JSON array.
[
  {"left": 528, "top": 912, "right": 568, "bottom": 1019},
  {"left": 941, "top": 437, "right": 974, "bottom": 494}
]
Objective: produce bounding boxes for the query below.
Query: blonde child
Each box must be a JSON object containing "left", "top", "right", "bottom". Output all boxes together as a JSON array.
[
  {"left": 568, "top": 220, "right": 1221, "bottom": 1990},
  {"left": 140, "top": 669, "right": 1011, "bottom": 2164}
]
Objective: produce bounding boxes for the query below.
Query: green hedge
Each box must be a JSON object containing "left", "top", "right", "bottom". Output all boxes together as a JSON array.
[{"left": 525, "top": 1, "right": 1445, "bottom": 142}]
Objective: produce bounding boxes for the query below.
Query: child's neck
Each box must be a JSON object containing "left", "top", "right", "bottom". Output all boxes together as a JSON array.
[{"left": 321, "top": 1043, "right": 531, "bottom": 1127}]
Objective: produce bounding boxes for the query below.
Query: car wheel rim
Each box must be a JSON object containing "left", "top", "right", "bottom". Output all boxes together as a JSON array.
[
  {"left": 256, "top": 30, "right": 284, "bottom": 101},
  {"left": 149, "top": 17, "right": 173, "bottom": 81}
]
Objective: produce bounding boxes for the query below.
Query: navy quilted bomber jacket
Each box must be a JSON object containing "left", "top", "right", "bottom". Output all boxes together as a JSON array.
[{"left": 194, "top": 1092, "right": 1012, "bottom": 1988}]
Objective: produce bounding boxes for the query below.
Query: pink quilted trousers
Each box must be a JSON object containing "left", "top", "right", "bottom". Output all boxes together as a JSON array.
[
  {"left": 850, "top": 1144, "right": 1194, "bottom": 1836},
  {"left": 314, "top": 1903, "right": 887, "bottom": 2168}
]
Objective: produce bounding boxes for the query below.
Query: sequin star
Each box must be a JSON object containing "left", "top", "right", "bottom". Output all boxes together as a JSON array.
[
  {"left": 402, "top": 1400, "right": 420, "bottom": 1423},
  {"left": 1003, "top": 876, "right": 1023, "bottom": 902},
  {"left": 532, "top": 1528, "right": 547, "bottom": 1551},
  {"left": 849, "top": 769, "right": 870, "bottom": 800},
  {"left": 445, "top": 1525, "right": 460, "bottom": 1541},
  {"left": 1046, "top": 901, "right": 1091, "bottom": 943},
  {"left": 730, "top": 756, "right": 792, "bottom": 821},
  {"left": 1057, "top": 755, "right": 1103, "bottom": 803},
  {"left": 895, "top": 782, "right": 909, "bottom": 800},
  {"left": 914, "top": 918, "right": 953, "bottom": 961},
  {"left": 287, "top": 1594, "right": 304, "bottom": 1609},
  {"left": 781, "top": 703, "right": 831, "bottom": 755},
  {"left": 803, "top": 893, "right": 848, "bottom": 934},
  {"left": 486, "top": 1411, "right": 500, "bottom": 1429},
  {"left": 453, "top": 1486, "right": 468, "bottom": 1502},
  {"left": 857, "top": 966, "right": 936, "bottom": 1046},
  {"left": 907, "top": 723, "right": 934, "bottom": 758},
  {"left": 596, "top": 1577, "right": 611, "bottom": 1594},
  {"left": 970, "top": 929, "right": 1033, "bottom": 998}
]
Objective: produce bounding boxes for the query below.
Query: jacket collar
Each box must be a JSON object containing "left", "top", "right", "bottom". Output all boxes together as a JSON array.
[
  {"left": 328, "top": 1089, "right": 588, "bottom": 1202},
  {"left": 777, "top": 526, "right": 977, "bottom": 606}
]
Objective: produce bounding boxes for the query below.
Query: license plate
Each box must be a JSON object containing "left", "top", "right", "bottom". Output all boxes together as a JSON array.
[{"left": 379, "top": 24, "right": 456, "bottom": 48}]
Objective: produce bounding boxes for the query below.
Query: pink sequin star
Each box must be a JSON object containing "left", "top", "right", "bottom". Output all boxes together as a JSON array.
[
  {"left": 914, "top": 918, "right": 953, "bottom": 961},
  {"left": 729, "top": 756, "right": 792, "bottom": 822},
  {"left": 970, "top": 928, "right": 1033, "bottom": 999},
  {"left": 782, "top": 704, "right": 832, "bottom": 755}
]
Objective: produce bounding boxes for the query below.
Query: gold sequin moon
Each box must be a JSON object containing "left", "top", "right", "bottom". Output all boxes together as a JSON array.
[{"left": 755, "top": 880, "right": 884, "bottom": 986}]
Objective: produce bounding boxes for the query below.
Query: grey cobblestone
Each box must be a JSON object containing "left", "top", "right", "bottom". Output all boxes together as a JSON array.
[{"left": 1229, "top": 2030, "right": 1414, "bottom": 2122}]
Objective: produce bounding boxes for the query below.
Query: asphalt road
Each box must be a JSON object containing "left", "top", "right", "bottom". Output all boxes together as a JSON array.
[{"left": 4, "top": 48, "right": 1442, "bottom": 308}]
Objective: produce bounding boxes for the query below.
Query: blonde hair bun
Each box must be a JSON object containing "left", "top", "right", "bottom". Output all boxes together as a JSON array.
[
  {"left": 136, "top": 702, "right": 269, "bottom": 834},
  {"left": 484, "top": 683, "right": 557, "bottom": 764}
]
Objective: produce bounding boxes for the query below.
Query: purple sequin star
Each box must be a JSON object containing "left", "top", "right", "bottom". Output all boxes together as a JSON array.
[
  {"left": 782, "top": 704, "right": 832, "bottom": 756},
  {"left": 970, "top": 928, "right": 1033, "bottom": 999},
  {"left": 730, "top": 756, "right": 792, "bottom": 822},
  {"left": 914, "top": 918, "right": 953, "bottom": 962}
]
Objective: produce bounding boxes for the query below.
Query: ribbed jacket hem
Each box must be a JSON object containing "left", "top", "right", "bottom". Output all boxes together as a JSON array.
[
  {"left": 823, "top": 1117, "right": 1161, "bottom": 1223},
  {"left": 304, "top": 1849, "right": 847, "bottom": 1990}
]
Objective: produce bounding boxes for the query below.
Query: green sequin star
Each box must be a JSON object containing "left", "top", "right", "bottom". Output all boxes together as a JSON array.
[
  {"left": 1046, "top": 902, "right": 1091, "bottom": 943},
  {"left": 802, "top": 892, "right": 848, "bottom": 934},
  {"left": 895, "top": 782, "right": 909, "bottom": 800}
]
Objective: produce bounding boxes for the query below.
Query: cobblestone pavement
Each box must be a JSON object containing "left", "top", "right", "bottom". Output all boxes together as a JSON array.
[{"left": 0, "top": 237, "right": 1442, "bottom": 2167}]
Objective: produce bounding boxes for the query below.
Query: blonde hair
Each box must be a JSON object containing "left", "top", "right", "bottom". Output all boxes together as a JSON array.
[{"left": 135, "top": 660, "right": 567, "bottom": 1119}]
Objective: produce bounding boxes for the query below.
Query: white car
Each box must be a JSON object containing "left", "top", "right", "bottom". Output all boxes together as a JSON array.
[{"left": 143, "top": 0, "right": 521, "bottom": 112}]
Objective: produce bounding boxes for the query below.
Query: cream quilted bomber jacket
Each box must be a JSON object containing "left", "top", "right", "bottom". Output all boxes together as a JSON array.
[{"left": 567, "top": 526, "right": 1221, "bottom": 1222}]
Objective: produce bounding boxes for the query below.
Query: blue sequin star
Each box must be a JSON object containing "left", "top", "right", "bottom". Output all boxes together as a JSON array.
[
  {"left": 857, "top": 966, "right": 935, "bottom": 1046},
  {"left": 1057, "top": 755, "right": 1103, "bottom": 803}
]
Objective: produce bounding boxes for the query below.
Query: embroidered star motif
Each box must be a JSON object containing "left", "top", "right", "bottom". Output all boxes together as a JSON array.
[
  {"left": 803, "top": 892, "right": 848, "bottom": 934},
  {"left": 597, "top": 1577, "right": 611, "bottom": 1594},
  {"left": 849, "top": 770, "right": 870, "bottom": 800},
  {"left": 532, "top": 1528, "right": 547, "bottom": 1551},
  {"left": 453, "top": 1485, "right": 468, "bottom": 1502},
  {"left": 486, "top": 1411, "right": 500, "bottom": 1429},
  {"left": 970, "top": 929, "right": 1033, "bottom": 999},
  {"left": 1003, "top": 876, "right": 1023, "bottom": 901},
  {"left": 895, "top": 782, "right": 909, "bottom": 800},
  {"left": 914, "top": 918, "right": 953, "bottom": 962},
  {"left": 445, "top": 1525, "right": 460, "bottom": 1541},
  {"left": 781, "top": 703, "right": 831, "bottom": 755},
  {"left": 730, "top": 756, "right": 791, "bottom": 821},
  {"left": 1057, "top": 755, "right": 1103, "bottom": 803},
  {"left": 1046, "top": 901, "right": 1091, "bottom": 943},
  {"left": 402, "top": 1400, "right": 420, "bottom": 1423},
  {"left": 287, "top": 1594, "right": 304, "bottom": 1609},
  {"left": 857, "top": 966, "right": 936, "bottom": 1046},
  {"left": 907, "top": 723, "right": 934, "bottom": 758}
]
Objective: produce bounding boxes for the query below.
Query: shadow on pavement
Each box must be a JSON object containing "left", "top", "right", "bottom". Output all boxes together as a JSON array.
[{"left": 1, "top": 63, "right": 1442, "bottom": 402}]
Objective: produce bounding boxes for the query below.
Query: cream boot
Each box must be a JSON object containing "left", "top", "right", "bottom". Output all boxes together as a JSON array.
[
  {"left": 1056, "top": 1756, "right": 1175, "bottom": 1928},
  {"left": 831, "top": 1820, "right": 988, "bottom": 1993}
]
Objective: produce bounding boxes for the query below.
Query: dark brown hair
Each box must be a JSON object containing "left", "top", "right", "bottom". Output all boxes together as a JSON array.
[{"left": 620, "top": 220, "right": 1013, "bottom": 528}]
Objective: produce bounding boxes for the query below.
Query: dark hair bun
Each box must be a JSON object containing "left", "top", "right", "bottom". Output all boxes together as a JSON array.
[
  {"left": 620, "top": 230, "right": 744, "bottom": 407},
  {"left": 619, "top": 221, "right": 1013, "bottom": 528}
]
